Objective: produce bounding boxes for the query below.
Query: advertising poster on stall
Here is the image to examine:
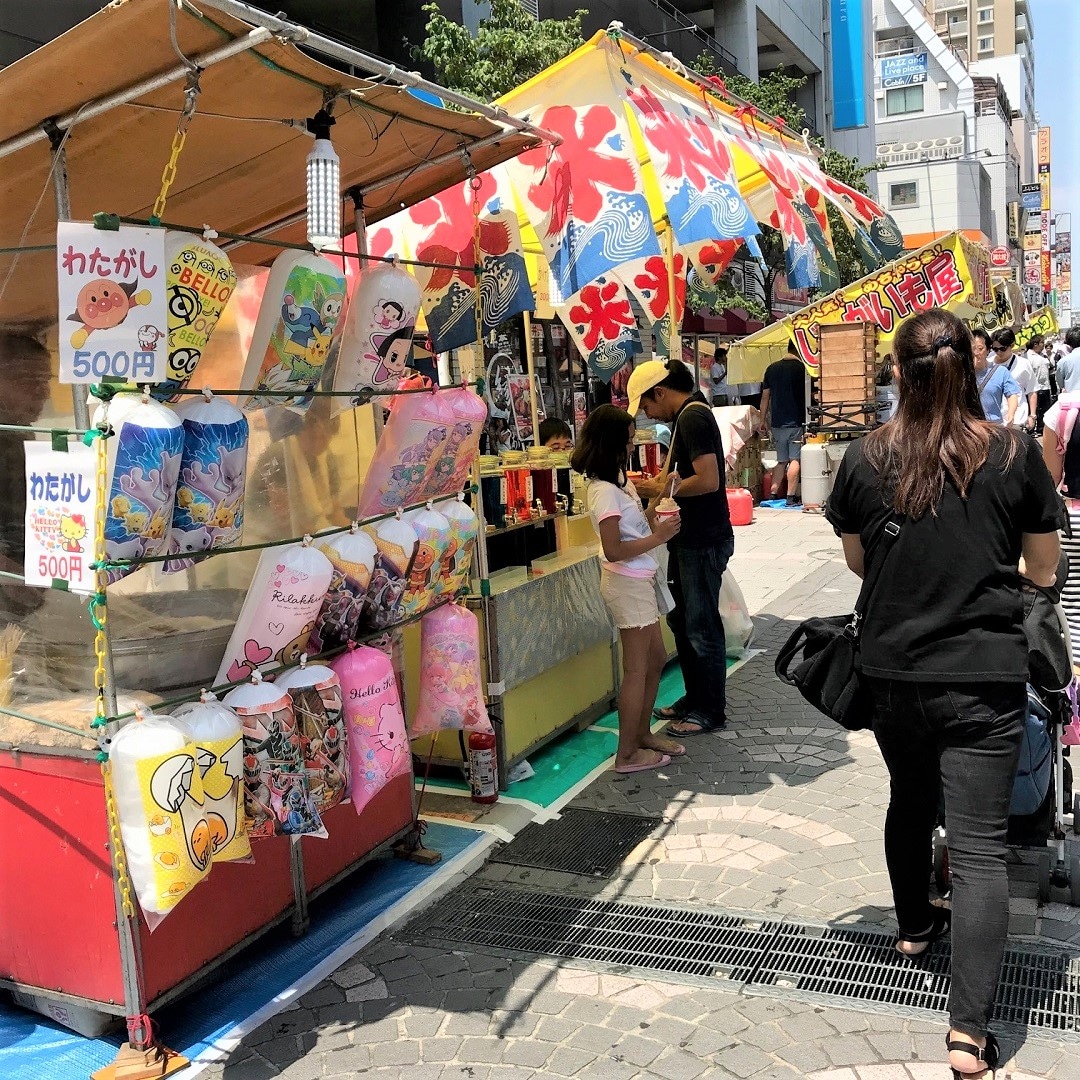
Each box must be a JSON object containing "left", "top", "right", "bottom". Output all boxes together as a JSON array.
[
  {"left": 23, "top": 442, "right": 99, "bottom": 593},
  {"left": 1016, "top": 306, "right": 1059, "bottom": 349},
  {"left": 56, "top": 222, "right": 168, "bottom": 384},
  {"left": 508, "top": 374, "right": 544, "bottom": 443}
]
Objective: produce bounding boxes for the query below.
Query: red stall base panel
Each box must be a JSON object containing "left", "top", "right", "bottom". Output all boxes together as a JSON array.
[{"left": 0, "top": 750, "right": 414, "bottom": 1011}]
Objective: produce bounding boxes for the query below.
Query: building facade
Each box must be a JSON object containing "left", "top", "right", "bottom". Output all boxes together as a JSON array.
[{"left": 872, "top": 0, "right": 1026, "bottom": 261}]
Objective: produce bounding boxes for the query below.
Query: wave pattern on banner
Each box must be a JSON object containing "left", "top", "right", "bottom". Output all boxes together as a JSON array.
[
  {"left": 405, "top": 169, "right": 533, "bottom": 351},
  {"left": 505, "top": 104, "right": 661, "bottom": 299},
  {"left": 559, "top": 274, "right": 643, "bottom": 382}
]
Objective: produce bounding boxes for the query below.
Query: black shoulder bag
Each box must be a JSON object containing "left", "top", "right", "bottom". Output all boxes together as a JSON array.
[{"left": 774, "top": 517, "right": 901, "bottom": 731}]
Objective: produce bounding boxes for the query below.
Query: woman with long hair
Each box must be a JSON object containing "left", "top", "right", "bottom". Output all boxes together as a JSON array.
[
  {"left": 571, "top": 405, "right": 684, "bottom": 773},
  {"left": 826, "top": 309, "right": 1062, "bottom": 1079}
]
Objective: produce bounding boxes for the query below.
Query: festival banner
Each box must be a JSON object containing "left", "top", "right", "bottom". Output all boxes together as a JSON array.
[
  {"left": 504, "top": 102, "right": 660, "bottom": 300},
  {"left": 621, "top": 78, "right": 758, "bottom": 277},
  {"left": 57, "top": 222, "right": 168, "bottom": 384},
  {"left": 1016, "top": 306, "right": 1059, "bottom": 349},
  {"left": 615, "top": 251, "right": 686, "bottom": 358},
  {"left": 730, "top": 234, "right": 992, "bottom": 378},
  {"left": 403, "top": 166, "right": 533, "bottom": 351},
  {"left": 558, "top": 273, "right": 643, "bottom": 382}
]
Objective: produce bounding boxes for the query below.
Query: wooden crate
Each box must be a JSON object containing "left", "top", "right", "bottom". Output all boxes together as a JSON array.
[{"left": 811, "top": 323, "right": 878, "bottom": 434}]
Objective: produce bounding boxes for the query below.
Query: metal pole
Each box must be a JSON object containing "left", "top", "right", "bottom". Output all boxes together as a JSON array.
[
  {"left": 522, "top": 311, "right": 541, "bottom": 446},
  {"left": 664, "top": 223, "right": 681, "bottom": 360},
  {"left": 0, "top": 29, "right": 274, "bottom": 161},
  {"left": 48, "top": 133, "right": 91, "bottom": 432},
  {"left": 196, "top": 0, "right": 560, "bottom": 146},
  {"left": 289, "top": 835, "right": 310, "bottom": 936},
  {"left": 50, "top": 144, "right": 144, "bottom": 1047}
]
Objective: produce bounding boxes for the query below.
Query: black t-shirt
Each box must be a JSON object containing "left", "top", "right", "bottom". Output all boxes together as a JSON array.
[
  {"left": 762, "top": 358, "right": 806, "bottom": 429},
  {"left": 826, "top": 433, "right": 1063, "bottom": 682},
  {"left": 669, "top": 394, "right": 732, "bottom": 549}
]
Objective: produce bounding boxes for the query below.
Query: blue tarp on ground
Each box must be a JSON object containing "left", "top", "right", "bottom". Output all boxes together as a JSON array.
[{"left": 0, "top": 821, "right": 481, "bottom": 1080}]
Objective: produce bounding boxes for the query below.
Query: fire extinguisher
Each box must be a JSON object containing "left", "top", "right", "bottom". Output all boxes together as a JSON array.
[{"left": 467, "top": 729, "right": 498, "bottom": 804}]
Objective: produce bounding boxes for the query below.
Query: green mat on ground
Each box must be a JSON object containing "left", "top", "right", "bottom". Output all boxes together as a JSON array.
[{"left": 422, "top": 658, "right": 737, "bottom": 809}]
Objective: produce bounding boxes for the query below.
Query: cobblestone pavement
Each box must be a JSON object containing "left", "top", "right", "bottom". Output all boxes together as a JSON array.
[{"left": 204, "top": 509, "right": 1080, "bottom": 1080}]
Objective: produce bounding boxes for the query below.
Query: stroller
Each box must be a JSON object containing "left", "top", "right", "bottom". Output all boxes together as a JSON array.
[{"left": 932, "top": 552, "right": 1080, "bottom": 905}]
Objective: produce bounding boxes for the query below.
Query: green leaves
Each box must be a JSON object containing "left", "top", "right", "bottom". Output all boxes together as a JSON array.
[{"left": 417, "top": 0, "right": 586, "bottom": 102}]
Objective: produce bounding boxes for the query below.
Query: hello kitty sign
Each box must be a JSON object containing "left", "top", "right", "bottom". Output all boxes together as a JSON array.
[{"left": 215, "top": 540, "right": 333, "bottom": 686}]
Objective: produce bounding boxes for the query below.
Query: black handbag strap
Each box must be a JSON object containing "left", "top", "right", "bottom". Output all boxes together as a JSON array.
[{"left": 849, "top": 516, "right": 901, "bottom": 638}]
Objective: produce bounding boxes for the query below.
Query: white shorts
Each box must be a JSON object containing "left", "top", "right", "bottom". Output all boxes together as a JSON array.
[{"left": 600, "top": 569, "right": 660, "bottom": 630}]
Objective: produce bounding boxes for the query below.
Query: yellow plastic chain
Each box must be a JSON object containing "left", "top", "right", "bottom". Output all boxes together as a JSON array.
[
  {"left": 91, "top": 427, "right": 109, "bottom": 725},
  {"left": 103, "top": 765, "right": 136, "bottom": 919},
  {"left": 151, "top": 72, "right": 200, "bottom": 222},
  {"left": 89, "top": 419, "right": 134, "bottom": 917}
]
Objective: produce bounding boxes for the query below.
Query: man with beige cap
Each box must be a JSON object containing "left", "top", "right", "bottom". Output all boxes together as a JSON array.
[{"left": 630, "top": 358, "right": 733, "bottom": 736}]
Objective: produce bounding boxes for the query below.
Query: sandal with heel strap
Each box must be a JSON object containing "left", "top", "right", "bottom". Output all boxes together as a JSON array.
[
  {"left": 895, "top": 905, "right": 951, "bottom": 958},
  {"left": 947, "top": 1032, "right": 999, "bottom": 1079}
]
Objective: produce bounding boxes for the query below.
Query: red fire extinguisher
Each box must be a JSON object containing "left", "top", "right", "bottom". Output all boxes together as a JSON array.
[{"left": 467, "top": 729, "right": 498, "bottom": 804}]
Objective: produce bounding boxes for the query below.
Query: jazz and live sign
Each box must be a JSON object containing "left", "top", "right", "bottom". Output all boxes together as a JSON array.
[
  {"left": 878, "top": 53, "right": 928, "bottom": 89},
  {"left": 56, "top": 222, "right": 168, "bottom": 384}
]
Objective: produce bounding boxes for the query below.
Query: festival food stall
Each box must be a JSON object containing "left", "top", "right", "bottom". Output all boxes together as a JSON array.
[
  {"left": 726, "top": 232, "right": 995, "bottom": 502},
  {"left": 0, "top": 0, "right": 554, "bottom": 1072},
  {"left": 372, "top": 25, "right": 910, "bottom": 777}
]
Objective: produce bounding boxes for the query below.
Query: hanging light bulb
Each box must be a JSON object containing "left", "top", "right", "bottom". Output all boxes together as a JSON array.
[{"left": 306, "top": 110, "right": 340, "bottom": 250}]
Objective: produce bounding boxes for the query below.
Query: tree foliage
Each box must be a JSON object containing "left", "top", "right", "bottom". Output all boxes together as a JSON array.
[
  {"left": 693, "top": 53, "right": 878, "bottom": 313},
  {"left": 416, "top": 0, "right": 586, "bottom": 103}
]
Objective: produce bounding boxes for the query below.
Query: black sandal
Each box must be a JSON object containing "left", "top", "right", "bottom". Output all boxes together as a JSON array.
[
  {"left": 895, "top": 905, "right": 951, "bottom": 957},
  {"left": 946, "top": 1033, "right": 999, "bottom": 1078},
  {"left": 653, "top": 699, "right": 689, "bottom": 722},
  {"left": 667, "top": 712, "right": 724, "bottom": 737}
]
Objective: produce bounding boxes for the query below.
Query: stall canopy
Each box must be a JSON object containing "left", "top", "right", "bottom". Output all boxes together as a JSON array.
[
  {"left": 368, "top": 28, "right": 907, "bottom": 380},
  {"left": 726, "top": 232, "right": 994, "bottom": 382},
  {"left": 0, "top": 0, "right": 545, "bottom": 330}
]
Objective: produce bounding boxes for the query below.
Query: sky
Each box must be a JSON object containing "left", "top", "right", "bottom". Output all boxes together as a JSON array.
[{"left": 1032, "top": 0, "right": 1080, "bottom": 239}]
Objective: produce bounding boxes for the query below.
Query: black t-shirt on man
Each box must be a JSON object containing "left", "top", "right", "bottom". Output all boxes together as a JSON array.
[
  {"left": 762, "top": 357, "right": 807, "bottom": 429},
  {"left": 669, "top": 393, "right": 732, "bottom": 549},
  {"left": 826, "top": 433, "right": 1063, "bottom": 682}
]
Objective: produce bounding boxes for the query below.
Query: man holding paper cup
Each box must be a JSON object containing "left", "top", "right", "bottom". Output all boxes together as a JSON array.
[{"left": 630, "top": 359, "right": 734, "bottom": 736}]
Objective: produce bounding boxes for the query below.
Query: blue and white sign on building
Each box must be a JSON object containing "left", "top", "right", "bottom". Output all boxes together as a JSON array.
[
  {"left": 1021, "top": 184, "right": 1043, "bottom": 213},
  {"left": 878, "top": 53, "right": 929, "bottom": 89}
]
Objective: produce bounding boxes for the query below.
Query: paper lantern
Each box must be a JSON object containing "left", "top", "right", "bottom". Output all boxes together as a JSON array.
[
  {"left": 275, "top": 656, "right": 348, "bottom": 814},
  {"left": 94, "top": 392, "right": 184, "bottom": 584},
  {"left": 215, "top": 540, "right": 334, "bottom": 686},
  {"left": 361, "top": 515, "right": 418, "bottom": 630},
  {"left": 438, "top": 497, "right": 479, "bottom": 599},
  {"left": 411, "top": 603, "right": 492, "bottom": 737},
  {"left": 332, "top": 643, "right": 412, "bottom": 815},
  {"left": 222, "top": 673, "right": 326, "bottom": 838},
  {"left": 355, "top": 389, "right": 455, "bottom": 517},
  {"left": 240, "top": 250, "right": 347, "bottom": 414},
  {"left": 400, "top": 505, "right": 451, "bottom": 617},
  {"left": 421, "top": 387, "right": 488, "bottom": 500},
  {"left": 171, "top": 691, "right": 252, "bottom": 864},
  {"left": 333, "top": 263, "right": 422, "bottom": 411},
  {"left": 109, "top": 708, "right": 211, "bottom": 927},
  {"left": 308, "top": 525, "right": 378, "bottom": 654},
  {"left": 157, "top": 231, "right": 236, "bottom": 400},
  {"left": 163, "top": 391, "right": 249, "bottom": 573}
]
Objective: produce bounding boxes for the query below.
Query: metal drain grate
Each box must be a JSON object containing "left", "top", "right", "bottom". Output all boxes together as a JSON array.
[
  {"left": 403, "top": 884, "right": 779, "bottom": 979},
  {"left": 399, "top": 883, "right": 1080, "bottom": 1032},
  {"left": 489, "top": 808, "right": 663, "bottom": 877}
]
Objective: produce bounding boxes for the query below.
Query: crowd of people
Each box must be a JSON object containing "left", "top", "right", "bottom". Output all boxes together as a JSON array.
[{"left": 570, "top": 315, "right": 1079, "bottom": 1080}]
